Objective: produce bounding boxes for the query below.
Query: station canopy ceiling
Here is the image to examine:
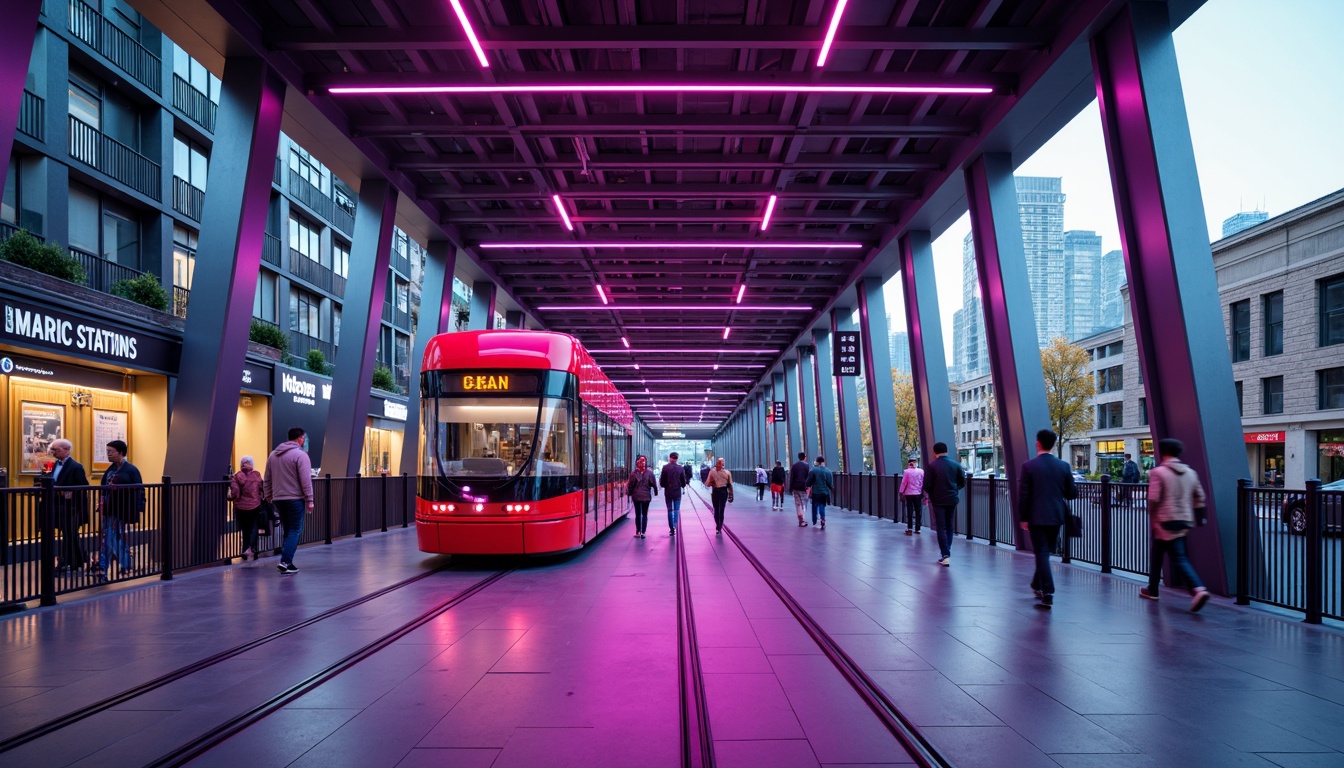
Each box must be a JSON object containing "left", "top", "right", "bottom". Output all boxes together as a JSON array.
[{"left": 194, "top": 0, "right": 1153, "bottom": 434}]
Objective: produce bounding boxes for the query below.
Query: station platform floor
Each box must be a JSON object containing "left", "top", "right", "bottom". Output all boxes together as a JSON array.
[{"left": 2, "top": 485, "right": 1343, "bottom": 768}]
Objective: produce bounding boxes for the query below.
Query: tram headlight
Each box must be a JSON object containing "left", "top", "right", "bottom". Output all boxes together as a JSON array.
[
  {"left": 475, "top": 503, "right": 485, "bottom": 512},
  {"left": 447, "top": 504, "right": 455, "bottom": 512},
  {"left": 523, "top": 504, "right": 531, "bottom": 512}
]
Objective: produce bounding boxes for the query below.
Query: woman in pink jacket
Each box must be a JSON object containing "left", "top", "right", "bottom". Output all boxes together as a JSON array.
[
  {"left": 898, "top": 457, "right": 925, "bottom": 535},
  {"left": 228, "top": 456, "right": 266, "bottom": 560}
]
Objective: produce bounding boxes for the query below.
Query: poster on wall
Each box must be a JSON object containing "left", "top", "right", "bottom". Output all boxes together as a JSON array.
[
  {"left": 21, "top": 402, "right": 65, "bottom": 474},
  {"left": 93, "top": 409, "right": 129, "bottom": 469}
]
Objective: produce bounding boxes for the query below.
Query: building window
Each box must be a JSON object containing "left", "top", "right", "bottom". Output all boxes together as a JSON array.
[
  {"left": 1097, "top": 365, "right": 1123, "bottom": 394},
  {"left": 1230, "top": 299, "right": 1250, "bottom": 362},
  {"left": 1139, "top": 397, "right": 1148, "bottom": 427},
  {"left": 396, "top": 279, "right": 409, "bottom": 313},
  {"left": 1321, "top": 275, "right": 1344, "bottom": 347},
  {"left": 1263, "top": 291, "right": 1283, "bottom": 356},
  {"left": 1262, "top": 376, "right": 1283, "bottom": 415},
  {"left": 289, "top": 288, "right": 322, "bottom": 339},
  {"left": 288, "top": 214, "right": 321, "bottom": 264},
  {"left": 333, "top": 307, "right": 341, "bottom": 347},
  {"left": 2, "top": 156, "right": 17, "bottom": 225},
  {"left": 173, "top": 134, "right": 209, "bottom": 190},
  {"left": 1098, "top": 401, "right": 1123, "bottom": 429},
  {"left": 172, "top": 225, "right": 196, "bottom": 290},
  {"left": 333, "top": 240, "right": 349, "bottom": 278},
  {"left": 172, "top": 43, "right": 221, "bottom": 103},
  {"left": 334, "top": 184, "right": 355, "bottom": 216},
  {"left": 289, "top": 145, "right": 330, "bottom": 195},
  {"left": 254, "top": 272, "right": 277, "bottom": 322},
  {"left": 1235, "top": 381, "right": 1243, "bottom": 416},
  {"left": 1320, "top": 368, "right": 1344, "bottom": 410}
]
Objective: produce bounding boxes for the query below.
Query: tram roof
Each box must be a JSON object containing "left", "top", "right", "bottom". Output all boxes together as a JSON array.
[{"left": 144, "top": 0, "right": 1205, "bottom": 437}]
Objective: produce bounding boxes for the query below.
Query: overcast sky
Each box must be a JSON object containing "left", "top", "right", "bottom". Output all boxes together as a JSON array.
[{"left": 883, "top": 0, "right": 1344, "bottom": 358}]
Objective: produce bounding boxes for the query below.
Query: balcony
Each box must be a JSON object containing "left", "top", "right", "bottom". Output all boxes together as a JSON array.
[
  {"left": 382, "top": 303, "right": 393, "bottom": 323},
  {"left": 172, "top": 177, "right": 204, "bottom": 222},
  {"left": 262, "top": 233, "right": 282, "bottom": 267},
  {"left": 171, "top": 74, "right": 216, "bottom": 133},
  {"left": 0, "top": 222, "right": 43, "bottom": 244},
  {"left": 288, "top": 248, "right": 334, "bottom": 294},
  {"left": 69, "top": 246, "right": 149, "bottom": 295},
  {"left": 288, "top": 170, "right": 334, "bottom": 223},
  {"left": 332, "top": 205, "right": 355, "bottom": 236},
  {"left": 68, "top": 115, "right": 161, "bottom": 201},
  {"left": 288, "top": 331, "right": 336, "bottom": 366},
  {"left": 67, "top": 0, "right": 161, "bottom": 95},
  {"left": 394, "top": 307, "right": 410, "bottom": 330},
  {"left": 391, "top": 250, "right": 411, "bottom": 277},
  {"left": 19, "top": 91, "right": 44, "bottom": 141},
  {"left": 172, "top": 286, "right": 189, "bottom": 318},
  {"left": 273, "top": 156, "right": 281, "bottom": 186}
]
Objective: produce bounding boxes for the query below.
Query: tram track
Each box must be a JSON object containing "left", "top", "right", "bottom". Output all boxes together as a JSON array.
[
  {"left": 675, "top": 498, "right": 715, "bottom": 768},
  {"left": 682, "top": 485, "right": 953, "bottom": 768}
]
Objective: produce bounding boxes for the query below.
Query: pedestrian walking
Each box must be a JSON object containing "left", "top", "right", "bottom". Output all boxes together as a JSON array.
[
  {"left": 683, "top": 461, "right": 693, "bottom": 486},
  {"left": 627, "top": 455, "right": 658, "bottom": 539},
  {"left": 806, "top": 456, "right": 834, "bottom": 528},
  {"left": 660, "top": 452, "right": 687, "bottom": 536},
  {"left": 769, "top": 460, "right": 787, "bottom": 509},
  {"left": 755, "top": 464, "right": 768, "bottom": 501},
  {"left": 1140, "top": 438, "right": 1211, "bottom": 612},
  {"left": 228, "top": 456, "right": 265, "bottom": 560},
  {"left": 1017, "top": 429, "right": 1078, "bottom": 609},
  {"left": 45, "top": 439, "right": 90, "bottom": 572},
  {"left": 264, "top": 427, "right": 314, "bottom": 574},
  {"left": 96, "top": 440, "right": 144, "bottom": 581},
  {"left": 924, "top": 442, "right": 966, "bottom": 566},
  {"left": 788, "top": 452, "right": 811, "bottom": 527},
  {"left": 704, "top": 457, "right": 734, "bottom": 534},
  {"left": 1121, "top": 453, "right": 1141, "bottom": 507},
  {"left": 898, "top": 457, "right": 925, "bottom": 535}
]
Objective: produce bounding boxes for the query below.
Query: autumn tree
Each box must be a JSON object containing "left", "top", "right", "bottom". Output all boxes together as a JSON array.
[
  {"left": 1040, "top": 336, "right": 1095, "bottom": 457},
  {"left": 892, "top": 371, "right": 920, "bottom": 461}
]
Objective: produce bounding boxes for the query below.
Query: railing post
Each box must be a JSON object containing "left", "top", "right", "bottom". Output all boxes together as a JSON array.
[
  {"left": 39, "top": 478, "right": 56, "bottom": 607},
  {"left": 381, "top": 473, "right": 389, "bottom": 533},
  {"left": 987, "top": 474, "right": 998, "bottom": 546},
  {"left": 324, "top": 474, "right": 333, "bottom": 545},
  {"left": 868, "top": 472, "right": 875, "bottom": 516},
  {"left": 877, "top": 472, "right": 884, "bottom": 520},
  {"left": 1100, "top": 474, "right": 1113, "bottom": 574},
  {"left": 1305, "top": 478, "right": 1323, "bottom": 625},
  {"left": 965, "top": 478, "right": 974, "bottom": 540},
  {"left": 402, "top": 473, "right": 411, "bottom": 527},
  {"left": 1235, "top": 478, "right": 1250, "bottom": 606},
  {"left": 160, "top": 477, "right": 174, "bottom": 581},
  {"left": 354, "top": 473, "right": 363, "bottom": 538}
]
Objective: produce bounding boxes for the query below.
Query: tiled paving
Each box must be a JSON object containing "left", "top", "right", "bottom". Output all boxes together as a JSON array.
[{"left": 0, "top": 485, "right": 1341, "bottom": 767}]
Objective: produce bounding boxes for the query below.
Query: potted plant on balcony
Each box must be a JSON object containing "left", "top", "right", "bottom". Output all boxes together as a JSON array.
[
  {"left": 372, "top": 363, "right": 399, "bottom": 393},
  {"left": 0, "top": 230, "right": 87, "bottom": 284},
  {"left": 305, "top": 348, "right": 332, "bottom": 375},
  {"left": 110, "top": 273, "right": 169, "bottom": 311},
  {"left": 248, "top": 320, "right": 290, "bottom": 357}
]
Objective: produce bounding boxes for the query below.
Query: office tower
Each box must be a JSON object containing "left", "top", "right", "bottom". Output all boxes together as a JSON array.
[
  {"left": 1222, "top": 210, "right": 1269, "bottom": 238},
  {"left": 1064, "top": 230, "right": 1102, "bottom": 340},
  {"left": 1099, "top": 249, "right": 1125, "bottom": 330},
  {"left": 889, "top": 330, "right": 911, "bottom": 375}
]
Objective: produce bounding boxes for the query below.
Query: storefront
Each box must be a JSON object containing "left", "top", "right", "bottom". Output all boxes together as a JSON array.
[
  {"left": 1070, "top": 443, "right": 1091, "bottom": 473},
  {"left": 269, "top": 363, "right": 331, "bottom": 472},
  {"left": 1095, "top": 439, "right": 1125, "bottom": 477},
  {"left": 363, "top": 394, "right": 408, "bottom": 476},
  {"left": 1, "top": 294, "right": 179, "bottom": 487},
  {"left": 1246, "top": 431, "right": 1286, "bottom": 486},
  {"left": 1317, "top": 431, "right": 1344, "bottom": 484},
  {"left": 233, "top": 359, "right": 274, "bottom": 474}
]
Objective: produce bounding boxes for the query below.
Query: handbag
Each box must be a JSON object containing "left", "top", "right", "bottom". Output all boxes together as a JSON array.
[
  {"left": 1066, "top": 513, "right": 1083, "bottom": 538},
  {"left": 262, "top": 499, "right": 280, "bottom": 524}
]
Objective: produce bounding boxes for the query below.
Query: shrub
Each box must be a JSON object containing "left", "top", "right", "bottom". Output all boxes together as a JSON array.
[
  {"left": 248, "top": 319, "right": 290, "bottom": 356},
  {"left": 372, "top": 364, "right": 397, "bottom": 392},
  {"left": 110, "top": 273, "right": 169, "bottom": 311},
  {"left": 305, "top": 348, "right": 331, "bottom": 375},
  {"left": 0, "top": 230, "right": 88, "bottom": 284}
]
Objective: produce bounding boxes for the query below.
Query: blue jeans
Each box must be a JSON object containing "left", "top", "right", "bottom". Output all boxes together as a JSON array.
[
  {"left": 933, "top": 505, "right": 956, "bottom": 558},
  {"left": 100, "top": 515, "right": 131, "bottom": 573},
  {"left": 811, "top": 495, "right": 828, "bottom": 524},
  {"left": 633, "top": 500, "right": 650, "bottom": 534},
  {"left": 666, "top": 496, "right": 681, "bottom": 530},
  {"left": 1148, "top": 536, "right": 1204, "bottom": 594},
  {"left": 276, "top": 499, "right": 305, "bottom": 564}
]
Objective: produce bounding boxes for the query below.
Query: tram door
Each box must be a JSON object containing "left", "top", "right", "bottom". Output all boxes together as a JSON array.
[{"left": 585, "top": 406, "right": 598, "bottom": 542}]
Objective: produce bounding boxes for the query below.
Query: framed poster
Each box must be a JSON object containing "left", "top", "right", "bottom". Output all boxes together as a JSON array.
[
  {"left": 21, "top": 402, "right": 65, "bottom": 474},
  {"left": 92, "top": 409, "right": 129, "bottom": 470}
]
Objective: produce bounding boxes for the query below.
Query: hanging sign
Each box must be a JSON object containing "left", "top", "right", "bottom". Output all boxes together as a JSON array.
[
  {"left": 771, "top": 401, "right": 787, "bottom": 423},
  {"left": 834, "top": 331, "right": 861, "bottom": 376}
]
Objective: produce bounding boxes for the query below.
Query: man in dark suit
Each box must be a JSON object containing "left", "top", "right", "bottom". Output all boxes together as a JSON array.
[
  {"left": 46, "top": 439, "right": 90, "bottom": 571},
  {"left": 96, "top": 439, "right": 144, "bottom": 579},
  {"left": 1018, "top": 429, "right": 1078, "bottom": 609}
]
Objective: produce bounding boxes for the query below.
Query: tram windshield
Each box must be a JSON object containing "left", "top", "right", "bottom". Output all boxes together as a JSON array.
[{"left": 424, "top": 397, "right": 574, "bottom": 480}]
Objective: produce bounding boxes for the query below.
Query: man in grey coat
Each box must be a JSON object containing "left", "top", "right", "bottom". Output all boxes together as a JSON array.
[
  {"left": 1017, "top": 429, "right": 1077, "bottom": 609},
  {"left": 264, "top": 427, "right": 314, "bottom": 574}
]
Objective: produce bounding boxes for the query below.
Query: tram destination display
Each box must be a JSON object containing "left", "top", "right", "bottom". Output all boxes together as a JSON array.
[{"left": 834, "top": 331, "right": 861, "bottom": 376}]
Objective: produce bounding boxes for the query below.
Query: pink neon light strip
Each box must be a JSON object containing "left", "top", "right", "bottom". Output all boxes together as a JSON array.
[
  {"left": 551, "top": 194, "right": 574, "bottom": 231},
  {"left": 536, "top": 304, "right": 811, "bottom": 311},
  {"left": 621, "top": 336, "right": 630, "bottom": 348},
  {"left": 723, "top": 327, "right": 731, "bottom": 340},
  {"left": 735, "top": 284, "right": 747, "bottom": 304},
  {"left": 332, "top": 81, "right": 991, "bottom": 96},
  {"left": 447, "top": 0, "right": 490, "bottom": 68},
  {"left": 592, "top": 348, "right": 771, "bottom": 354},
  {"left": 603, "top": 364, "right": 763, "bottom": 368},
  {"left": 817, "top": 0, "right": 850, "bottom": 67},
  {"left": 613, "top": 379, "right": 753, "bottom": 384},
  {"left": 760, "top": 195, "right": 778, "bottom": 231},
  {"left": 480, "top": 241, "right": 862, "bottom": 250},
  {"left": 595, "top": 284, "right": 608, "bottom": 304}
]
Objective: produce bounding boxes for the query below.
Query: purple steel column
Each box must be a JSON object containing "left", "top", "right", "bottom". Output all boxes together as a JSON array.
[
  {"left": 798, "top": 346, "right": 820, "bottom": 460},
  {"left": 323, "top": 179, "right": 399, "bottom": 478},
  {"left": 164, "top": 58, "right": 285, "bottom": 481},
  {"left": 783, "top": 359, "right": 803, "bottom": 460},
  {"left": 772, "top": 371, "right": 789, "bottom": 461},
  {"left": 964, "top": 153, "right": 1051, "bottom": 539},
  {"left": 400, "top": 243, "right": 459, "bottom": 475},
  {"left": 813, "top": 330, "right": 841, "bottom": 465},
  {"left": 899, "top": 232, "right": 957, "bottom": 457},
  {"left": 1092, "top": 3, "right": 1242, "bottom": 594},
  {"left": 833, "top": 309, "right": 863, "bottom": 472},
  {"left": 467, "top": 281, "right": 497, "bottom": 330},
  {"left": 856, "top": 278, "right": 901, "bottom": 474},
  {"left": 0, "top": 0, "right": 40, "bottom": 200}
]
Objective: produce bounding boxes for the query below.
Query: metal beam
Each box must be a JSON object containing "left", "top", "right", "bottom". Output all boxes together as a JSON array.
[
  {"left": 899, "top": 231, "right": 957, "bottom": 458},
  {"left": 442, "top": 210, "right": 893, "bottom": 226},
  {"left": 357, "top": 114, "right": 978, "bottom": 140},
  {"left": 799, "top": 345, "right": 820, "bottom": 460},
  {"left": 857, "top": 278, "right": 902, "bottom": 473},
  {"left": 468, "top": 280, "right": 498, "bottom": 330},
  {"left": 421, "top": 182, "right": 920, "bottom": 202},
  {"left": 0, "top": 0, "right": 41, "bottom": 207},
  {"left": 313, "top": 71, "right": 1015, "bottom": 92},
  {"left": 400, "top": 243, "right": 459, "bottom": 475},
  {"left": 396, "top": 153, "right": 943, "bottom": 173}
]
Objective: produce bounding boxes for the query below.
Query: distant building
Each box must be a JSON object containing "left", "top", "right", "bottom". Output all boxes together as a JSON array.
[
  {"left": 1099, "top": 249, "right": 1125, "bottom": 331},
  {"left": 1222, "top": 210, "right": 1269, "bottom": 238},
  {"left": 888, "top": 329, "right": 911, "bottom": 375},
  {"left": 1063, "top": 230, "right": 1102, "bottom": 340}
]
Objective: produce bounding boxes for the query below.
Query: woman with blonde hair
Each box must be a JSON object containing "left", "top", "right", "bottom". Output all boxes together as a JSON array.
[{"left": 228, "top": 456, "right": 265, "bottom": 560}]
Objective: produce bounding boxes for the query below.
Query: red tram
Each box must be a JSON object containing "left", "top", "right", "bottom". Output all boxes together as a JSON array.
[{"left": 415, "top": 330, "right": 633, "bottom": 555}]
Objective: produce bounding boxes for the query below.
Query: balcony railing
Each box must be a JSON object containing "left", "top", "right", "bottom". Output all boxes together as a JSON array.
[
  {"left": 19, "top": 90, "right": 44, "bottom": 141},
  {"left": 261, "top": 233, "right": 282, "bottom": 266},
  {"left": 382, "top": 303, "right": 393, "bottom": 323},
  {"left": 288, "top": 331, "right": 336, "bottom": 365},
  {"left": 69, "top": 246, "right": 149, "bottom": 295},
  {"left": 171, "top": 74, "right": 217, "bottom": 133},
  {"left": 172, "top": 286, "right": 190, "bottom": 318},
  {"left": 332, "top": 273, "right": 346, "bottom": 298},
  {"left": 332, "top": 205, "right": 355, "bottom": 236},
  {"left": 68, "top": 116, "right": 161, "bottom": 201},
  {"left": 0, "top": 222, "right": 44, "bottom": 244},
  {"left": 391, "top": 250, "right": 412, "bottom": 277},
  {"left": 289, "top": 248, "right": 335, "bottom": 294},
  {"left": 273, "top": 156, "right": 282, "bottom": 186},
  {"left": 67, "top": 0, "right": 161, "bottom": 94},
  {"left": 289, "top": 170, "right": 334, "bottom": 222},
  {"left": 172, "top": 177, "right": 205, "bottom": 222},
  {"left": 394, "top": 307, "right": 410, "bottom": 329}
]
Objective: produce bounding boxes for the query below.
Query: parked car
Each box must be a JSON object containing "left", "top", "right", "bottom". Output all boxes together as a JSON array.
[{"left": 1280, "top": 478, "right": 1344, "bottom": 535}]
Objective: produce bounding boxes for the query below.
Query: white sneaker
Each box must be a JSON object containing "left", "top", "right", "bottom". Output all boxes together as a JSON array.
[
  {"left": 937, "top": 557, "right": 950, "bottom": 567},
  {"left": 1190, "top": 587, "right": 1210, "bottom": 612}
]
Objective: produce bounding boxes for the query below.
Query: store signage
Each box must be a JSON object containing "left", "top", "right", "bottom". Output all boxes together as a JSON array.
[
  {"left": 771, "top": 401, "right": 787, "bottom": 422},
  {"left": 663, "top": 431, "right": 685, "bottom": 438},
  {"left": 281, "top": 370, "right": 331, "bottom": 407},
  {"left": 241, "top": 362, "right": 274, "bottom": 395},
  {"left": 1, "top": 298, "right": 180, "bottom": 373},
  {"left": 445, "top": 372, "right": 540, "bottom": 394},
  {"left": 833, "top": 331, "right": 861, "bottom": 376},
  {"left": 1245, "top": 431, "right": 1286, "bottom": 443},
  {"left": 271, "top": 364, "right": 331, "bottom": 468},
  {"left": 0, "top": 353, "right": 127, "bottom": 391},
  {"left": 383, "top": 400, "right": 408, "bottom": 421}
]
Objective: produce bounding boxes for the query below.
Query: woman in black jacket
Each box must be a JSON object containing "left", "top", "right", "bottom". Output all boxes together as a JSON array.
[{"left": 626, "top": 455, "right": 658, "bottom": 539}]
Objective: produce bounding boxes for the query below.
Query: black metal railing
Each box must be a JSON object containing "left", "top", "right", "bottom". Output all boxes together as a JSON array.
[
  {"left": 171, "top": 74, "right": 217, "bottom": 132},
  {"left": 1237, "top": 480, "right": 1342, "bottom": 623},
  {"left": 289, "top": 248, "right": 335, "bottom": 293},
  {"left": 68, "top": 115, "right": 162, "bottom": 201},
  {"left": 67, "top": 0, "right": 161, "bottom": 94},
  {"left": 287, "top": 331, "right": 336, "bottom": 363},
  {"left": 68, "top": 246, "right": 150, "bottom": 295},
  {"left": 289, "top": 170, "right": 335, "bottom": 222},
  {"left": 1, "top": 474, "right": 416, "bottom": 607},
  {"left": 172, "top": 177, "right": 205, "bottom": 221},
  {"left": 19, "top": 90, "right": 44, "bottom": 141},
  {"left": 262, "top": 233, "right": 282, "bottom": 266},
  {"left": 382, "top": 302, "right": 394, "bottom": 323},
  {"left": 392, "top": 251, "right": 412, "bottom": 277},
  {"left": 273, "top": 155, "right": 282, "bottom": 186},
  {"left": 394, "top": 306, "right": 410, "bottom": 329},
  {"left": 172, "top": 286, "right": 190, "bottom": 318},
  {"left": 0, "top": 222, "right": 43, "bottom": 244},
  {"left": 332, "top": 205, "right": 355, "bottom": 236},
  {"left": 333, "top": 272, "right": 346, "bottom": 298}
]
